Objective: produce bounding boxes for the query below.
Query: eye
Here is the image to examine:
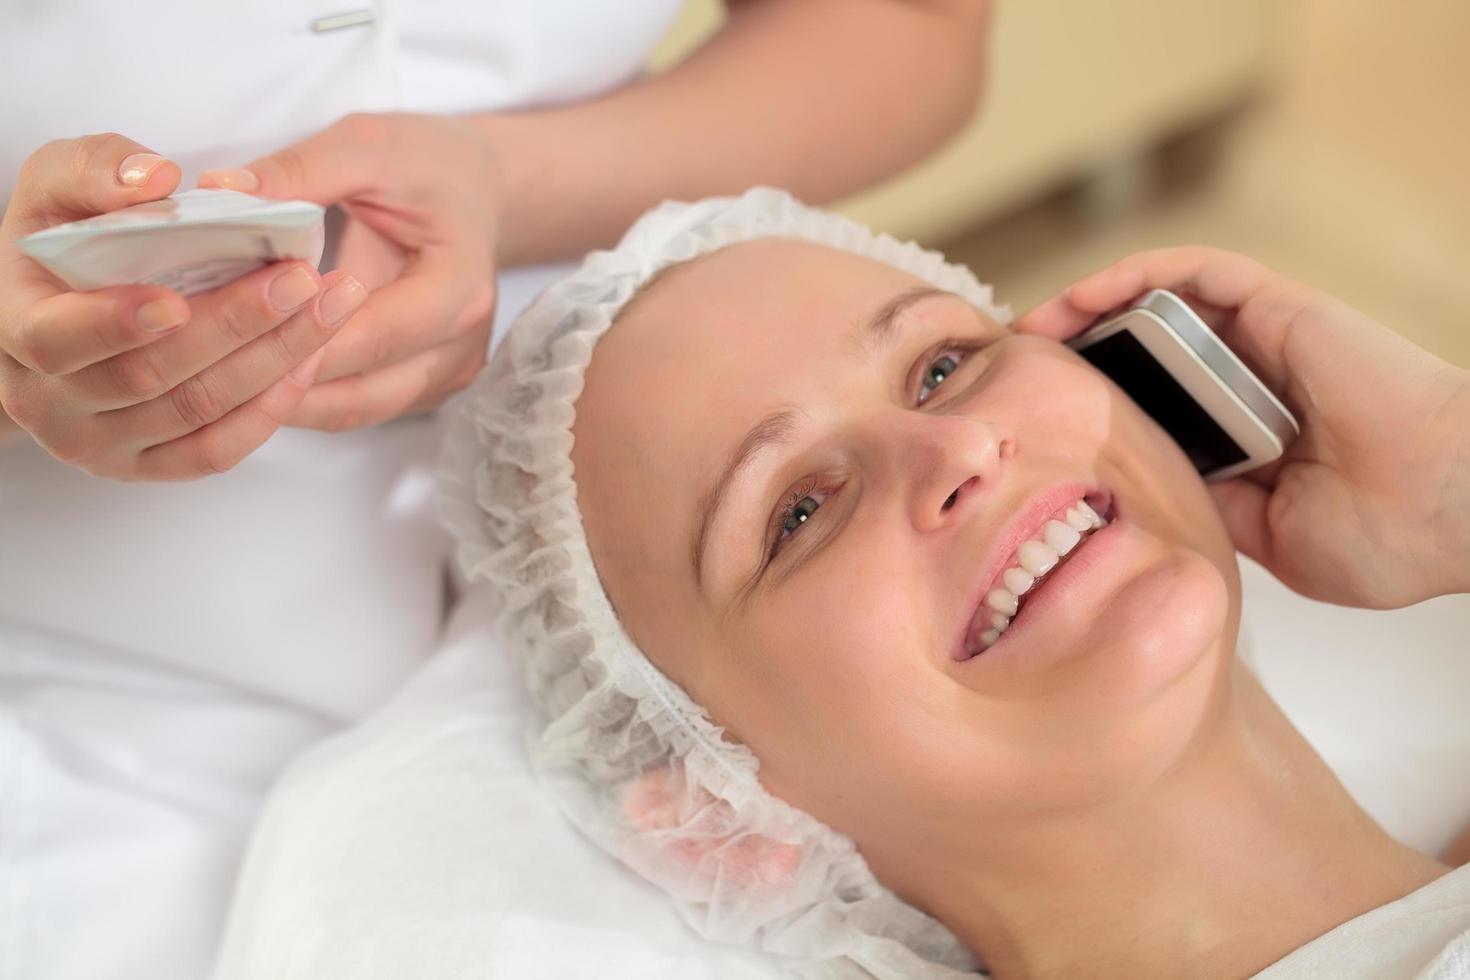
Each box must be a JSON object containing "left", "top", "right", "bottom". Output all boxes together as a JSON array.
[
  {"left": 768, "top": 480, "right": 832, "bottom": 558},
  {"left": 917, "top": 350, "right": 968, "bottom": 404}
]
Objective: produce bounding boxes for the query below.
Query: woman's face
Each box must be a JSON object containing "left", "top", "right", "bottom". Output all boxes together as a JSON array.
[{"left": 571, "top": 239, "right": 1241, "bottom": 897}]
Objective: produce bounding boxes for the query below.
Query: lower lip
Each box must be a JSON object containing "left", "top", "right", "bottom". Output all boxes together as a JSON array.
[{"left": 958, "top": 513, "right": 1125, "bottom": 670}]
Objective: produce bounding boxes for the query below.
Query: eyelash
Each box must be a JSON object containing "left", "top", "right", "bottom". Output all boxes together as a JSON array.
[
  {"left": 765, "top": 476, "right": 833, "bottom": 560},
  {"left": 763, "top": 340, "right": 982, "bottom": 563}
]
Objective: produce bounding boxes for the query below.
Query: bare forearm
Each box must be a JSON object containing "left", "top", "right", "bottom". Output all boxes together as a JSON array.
[{"left": 475, "top": 0, "right": 991, "bottom": 266}]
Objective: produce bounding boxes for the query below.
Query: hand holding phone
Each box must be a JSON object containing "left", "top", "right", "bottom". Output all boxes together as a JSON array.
[{"left": 1013, "top": 246, "right": 1470, "bottom": 609}]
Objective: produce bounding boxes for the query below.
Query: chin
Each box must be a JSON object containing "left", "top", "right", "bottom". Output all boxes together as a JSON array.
[
  {"left": 1017, "top": 547, "right": 1236, "bottom": 811},
  {"left": 1091, "top": 546, "right": 1233, "bottom": 709}
]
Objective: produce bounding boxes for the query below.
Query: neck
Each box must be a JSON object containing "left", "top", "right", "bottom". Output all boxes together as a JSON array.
[{"left": 918, "top": 657, "right": 1450, "bottom": 980}]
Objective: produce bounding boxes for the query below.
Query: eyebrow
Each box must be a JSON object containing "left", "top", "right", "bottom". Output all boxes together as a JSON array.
[
  {"left": 863, "top": 286, "right": 950, "bottom": 352},
  {"left": 692, "top": 408, "right": 800, "bottom": 587},
  {"left": 690, "top": 286, "right": 953, "bottom": 588}
]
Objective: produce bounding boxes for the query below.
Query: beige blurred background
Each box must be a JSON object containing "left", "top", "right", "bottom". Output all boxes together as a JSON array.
[{"left": 656, "top": 0, "right": 1469, "bottom": 366}]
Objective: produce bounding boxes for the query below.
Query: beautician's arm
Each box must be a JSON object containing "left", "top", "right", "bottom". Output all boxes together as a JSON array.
[
  {"left": 223, "top": 0, "right": 992, "bottom": 431},
  {"left": 3, "top": 2, "right": 989, "bottom": 467},
  {"left": 478, "top": 0, "right": 992, "bottom": 265}
]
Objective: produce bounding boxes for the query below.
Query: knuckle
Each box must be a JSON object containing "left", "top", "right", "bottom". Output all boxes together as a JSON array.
[
  {"left": 317, "top": 408, "right": 357, "bottom": 434},
  {"left": 462, "top": 283, "right": 497, "bottom": 329},
  {"left": 73, "top": 132, "right": 126, "bottom": 183},
  {"left": 42, "top": 427, "right": 97, "bottom": 468},
  {"left": 317, "top": 398, "right": 363, "bottom": 433},
  {"left": 170, "top": 374, "right": 229, "bottom": 430},
  {"left": 269, "top": 146, "right": 309, "bottom": 193},
  {"left": 17, "top": 142, "right": 62, "bottom": 189},
  {"left": 366, "top": 322, "right": 396, "bottom": 370},
  {"left": 0, "top": 387, "right": 44, "bottom": 431},
  {"left": 11, "top": 315, "right": 57, "bottom": 374},
  {"left": 106, "top": 350, "right": 167, "bottom": 401},
  {"left": 193, "top": 435, "right": 241, "bottom": 477},
  {"left": 339, "top": 112, "right": 389, "bottom": 147},
  {"left": 212, "top": 299, "right": 262, "bottom": 346},
  {"left": 264, "top": 326, "right": 303, "bottom": 370}
]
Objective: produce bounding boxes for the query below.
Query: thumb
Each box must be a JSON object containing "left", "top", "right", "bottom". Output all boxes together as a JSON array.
[
  {"left": 4, "top": 133, "right": 180, "bottom": 237},
  {"left": 1207, "top": 478, "right": 1276, "bottom": 569},
  {"left": 200, "top": 114, "right": 384, "bottom": 205}
]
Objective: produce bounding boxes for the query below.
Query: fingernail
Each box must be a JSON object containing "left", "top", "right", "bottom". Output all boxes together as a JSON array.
[
  {"left": 269, "top": 267, "right": 319, "bottom": 311},
  {"left": 289, "top": 348, "right": 325, "bottom": 385},
  {"left": 198, "top": 167, "right": 260, "bottom": 192},
  {"left": 118, "top": 153, "right": 167, "bottom": 187},
  {"left": 319, "top": 277, "right": 367, "bottom": 324},
  {"left": 135, "top": 297, "right": 188, "bottom": 333}
]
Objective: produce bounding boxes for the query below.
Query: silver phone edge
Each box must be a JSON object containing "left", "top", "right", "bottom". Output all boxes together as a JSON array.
[{"left": 1135, "top": 290, "right": 1300, "bottom": 444}]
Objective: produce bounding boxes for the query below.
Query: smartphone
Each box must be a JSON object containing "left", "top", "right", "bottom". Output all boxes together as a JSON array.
[{"left": 1065, "top": 289, "right": 1299, "bottom": 481}]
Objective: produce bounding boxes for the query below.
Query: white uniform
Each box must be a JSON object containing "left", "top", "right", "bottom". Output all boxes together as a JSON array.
[{"left": 0, "top": 2, "right": 683, "bottom": 977}]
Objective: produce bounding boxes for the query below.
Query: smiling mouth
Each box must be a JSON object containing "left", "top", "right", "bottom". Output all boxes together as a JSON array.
[{"left": 960, "top": 490, "right": 1116, "bottom": 660}]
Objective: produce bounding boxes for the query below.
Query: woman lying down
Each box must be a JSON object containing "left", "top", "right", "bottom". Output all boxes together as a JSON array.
[{"left": 440, "top": 188, "right": 1470, "bottom": 979}]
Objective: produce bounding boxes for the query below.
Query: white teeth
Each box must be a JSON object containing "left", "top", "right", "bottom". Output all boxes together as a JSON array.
[
  {"left": 1017, "top": 539, "right": 1059, "bottom": 576},
  {"left": 1074, "top": 500, "right": 1104, "bottom": 527},
  {"left": 1003, "top": 566, "right": 1034, "bottom": 595},
  {"left": 1064, "top": 507, "right": 1093, "bottom": 532},
  {"left": 967, "top": 495, "right": 1113, "bottom": 659},
  {"left": 1042, "top": 519, "right": 1082, "bottom": 556}
]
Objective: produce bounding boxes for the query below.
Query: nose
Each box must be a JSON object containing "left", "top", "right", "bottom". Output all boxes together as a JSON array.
[{"left": 894, "top": 413, "right": 1012, "bottom": 533}]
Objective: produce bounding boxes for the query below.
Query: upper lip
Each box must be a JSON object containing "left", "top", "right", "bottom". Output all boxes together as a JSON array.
[{"left": 953, "top": 480, "right": 1098, "bottom": 661}]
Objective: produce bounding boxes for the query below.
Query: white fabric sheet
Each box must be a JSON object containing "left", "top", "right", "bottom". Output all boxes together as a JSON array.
[
  {"left": 213, "top": 589, "right": 786, "bottom": 980},
  {"left": 213, "top": 560, "right": 1470, "bottom": 978},
  {"left": 1251, "top": 865, "right": 1470, "bottom": 979}
]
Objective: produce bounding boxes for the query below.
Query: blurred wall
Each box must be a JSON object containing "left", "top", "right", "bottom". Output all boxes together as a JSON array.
[{"left": 652, "top": 0, "right": 1276, "bottom": 243}]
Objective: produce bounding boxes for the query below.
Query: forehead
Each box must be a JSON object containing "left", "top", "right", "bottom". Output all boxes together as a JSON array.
[{"left": 592, "top": 238, "right": 935, "bottom": 396}]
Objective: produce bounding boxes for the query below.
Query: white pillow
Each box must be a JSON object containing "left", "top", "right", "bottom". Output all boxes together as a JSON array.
[
  {"left": 214, "top": 563, "right": 1470, "bottom": 978},
  {"left": 212, "top": 588, "right": 788, "bottom": 980}
]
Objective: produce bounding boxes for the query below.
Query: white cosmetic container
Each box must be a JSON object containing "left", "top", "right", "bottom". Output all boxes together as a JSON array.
[{"left": 17, "top": 189, "right": 325, "bottom": 296}]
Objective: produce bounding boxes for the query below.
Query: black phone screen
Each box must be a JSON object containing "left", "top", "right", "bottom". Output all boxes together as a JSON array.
[{"left": 1076, "top": 330, "right": 1248, "bottom": 475}]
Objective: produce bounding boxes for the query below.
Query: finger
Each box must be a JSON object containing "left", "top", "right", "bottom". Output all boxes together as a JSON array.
[
  {"left": 1011, "top": 292, "right": 1098, "bottom": 341},
  {"left": 1065, "top": 247, "right": 1275, "bottom": 318},
  {"left": 4, "top": 285, "right": 189, "bottom": 375},
  {"left": 1206, "top": 478, "right": 1276, "bottom": 569},
  {"left": 286, "top": 330, "right": 483, "bottom": 431},
  {"left": 2, "top": 134, "right": 181, "bottom": 238},
  {"left": 199, "top": 113, "right": 388, "bottom": 205},
  {"left": 312, "top": 256, "right": 484, "bottom": 381},
  {"left": 130, "top": 348, "right": 327, "bottom": 481},
  {"left": 104, "top": 271, "right": 365, "bottom": 447},
  {"left": 1013, "top": 247, "right": 1274, "bottom": 341},
  {"left": 63, "top": 260, "right": 327, "bottom": 411}
]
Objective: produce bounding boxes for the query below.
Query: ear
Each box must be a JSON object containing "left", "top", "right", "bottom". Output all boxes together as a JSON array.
[{"left": 623, "top": 766, "right": 803, "bottom": 889}]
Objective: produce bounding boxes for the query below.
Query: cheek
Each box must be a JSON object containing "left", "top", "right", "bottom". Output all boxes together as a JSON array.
[
  {"left": 984, "top": 347, "right": 1116, "bottom": 470},
  {"left": 725, "top": 559, "right": 943, "bottom": 827},
  {"left": 1007, "top": 348, "right": 1239, "bottom": 579}
]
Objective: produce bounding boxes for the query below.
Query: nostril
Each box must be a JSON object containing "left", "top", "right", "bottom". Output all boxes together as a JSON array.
[{"left": 942, "top": 476, "right": 980, "bottom": 512}]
